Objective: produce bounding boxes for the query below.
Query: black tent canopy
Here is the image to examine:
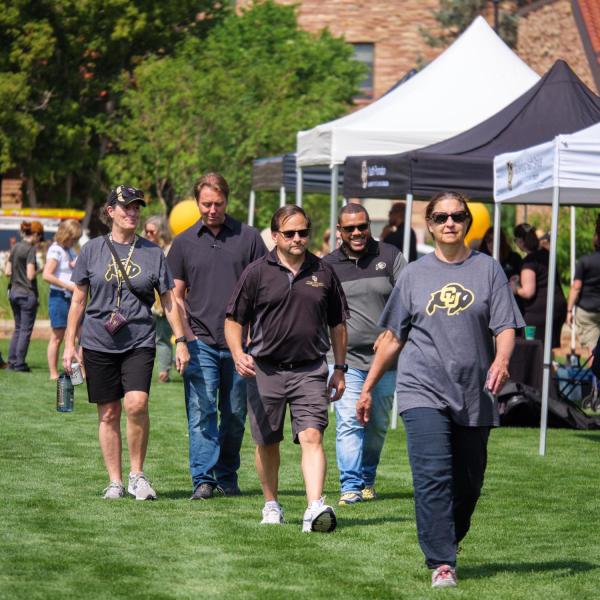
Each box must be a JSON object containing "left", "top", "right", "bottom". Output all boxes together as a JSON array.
[{"left": 343, "top": 61, "right": 600, "bottom": 200}]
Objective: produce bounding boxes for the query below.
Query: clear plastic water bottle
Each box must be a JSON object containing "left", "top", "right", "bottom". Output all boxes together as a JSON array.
[
  {"left": 570, "top": 353, "right": 579, "bottom": 368},
  {"left": 56, "top": 373, "right": 74, "bottom": 412}
]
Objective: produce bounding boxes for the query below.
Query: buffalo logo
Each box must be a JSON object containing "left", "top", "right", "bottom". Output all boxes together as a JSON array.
[
  {"left": 105, "top": 259, "right": 142, "bottom": 283},
  {"left": 361, "top": 160, "right": 368, "bottom": 189},
  {"left": 426, "top": 283, "right": 474, "bottom": 317},
  {"left": 507, "top": 161, "right": 514, "bottom": 191},
  {"left": 306, "top": 274, "right": 324, "bottom": 288},
  {"left": 375, "top": 261, "right": 386, "bottom": 271}
]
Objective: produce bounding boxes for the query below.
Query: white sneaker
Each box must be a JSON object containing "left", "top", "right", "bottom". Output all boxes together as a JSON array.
[
  {"left": 431, "top": 565, "right": 457, "bottom": 588},
  {"left": 128, "top": 473, "right": 157, "bottom": 500},
  {"left": 103, "top": 481, "right": 125, "bottom": 499},
  {"left": 302, "top": 498, "right": 337, "bottom": 533},
  {"left": 261, "top": 502, "right": 284, "bottom": 525}
]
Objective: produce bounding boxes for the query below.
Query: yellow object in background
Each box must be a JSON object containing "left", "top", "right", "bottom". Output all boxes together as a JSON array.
[
  {"left": 465, "top": 202, "right": 491, "bottom": 246},
  {"left": 169, "top": 199, "right": 199, "bottom": 235}
]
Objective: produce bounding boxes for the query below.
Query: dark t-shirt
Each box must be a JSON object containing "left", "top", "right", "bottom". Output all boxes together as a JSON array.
[
  {"left": 9, "top": 241, "right": 38, "bottom": 297},
  {"left": 71, "top": 236, "right": 173, "bottom": 353},
  {"left": 574, "top": 251, "right": 600, "bottom": 312},
  {"left": 167, "top": 215, "right": 267, "bottom": 349},
  {"left": 520, "top": 249, "right": 567, "bottom": 322},
  {"left": 226, "top": 249, "right": 349, "bottom": 363},
  {"left": 383, "top": 227, "right": 418, "bottom": 262}
]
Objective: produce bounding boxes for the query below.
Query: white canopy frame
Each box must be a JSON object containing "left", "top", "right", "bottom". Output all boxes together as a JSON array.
[{"left": 493, "top": 122, "right": 600, "bottom": 455}]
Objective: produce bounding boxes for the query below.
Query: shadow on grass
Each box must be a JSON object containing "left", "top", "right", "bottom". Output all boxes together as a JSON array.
[
  {"left": 460, "top": 560, "right": 599, "bottom": 579},
  {"left": 573, "top": 432, "right": 600, "bottom": 443},
  {"left": 336, "top": 515, "right": 411, "bottom": 528}
]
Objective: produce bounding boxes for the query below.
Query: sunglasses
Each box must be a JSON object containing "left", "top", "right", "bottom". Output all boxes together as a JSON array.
[
  {"left": 277, "top": 229, "right": 311, "bottom": 240},
  {"left": 429, "top": 211, "right": 469, "bottom": 225},
  {"left": 339, "top": 222, "right": 370, "bottom": 234},
  {"left": 145, "top": 228, "right": 157, "bottom": 235}
]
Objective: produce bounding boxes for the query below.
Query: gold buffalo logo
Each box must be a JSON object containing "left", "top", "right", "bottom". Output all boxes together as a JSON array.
[
  {"left": 426, "top": 283, "right": 474, "bottom": 317},
  {"left": 105, "top": 259, "right": 142, "bottom": 282}
]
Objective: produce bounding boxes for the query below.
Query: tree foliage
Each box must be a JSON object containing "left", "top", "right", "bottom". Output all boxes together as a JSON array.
[
  {"left": 103, "top": 0, "right": 363, "bottom": 227},
  {"left": 0, "top": 0, "right": 227, "bottom": 206}
]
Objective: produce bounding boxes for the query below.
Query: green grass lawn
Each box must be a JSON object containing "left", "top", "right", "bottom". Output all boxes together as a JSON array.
[{"left": 1, "top": 340, "right": 599, "bottom": 599}]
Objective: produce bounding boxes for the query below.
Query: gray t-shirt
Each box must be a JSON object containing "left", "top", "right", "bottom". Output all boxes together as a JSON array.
[
  {"left": 9, "top": 241, "right": 38, "bottom": 297},
  {"left": 380, "top": 251, "right": 525, "bottom": 427},
  {"left": 72, "top": 236, "right": 173, "bottom": 353}
]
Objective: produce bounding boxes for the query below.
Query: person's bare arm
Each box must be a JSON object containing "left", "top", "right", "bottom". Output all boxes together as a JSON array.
[
  {"left": 357, "top": 331, "right": 404, "bottom": 425},
  {"left": 160, "top": 289, "right": 190, "bottom": 374},
  {"left": 485, "top": 327, "right": 515, "bottom": 395},
  {"left": 566, "top": 279, "right": 582, "bottom": 326},
  {"left": 172, "top": 278, "right": 195, "bottom": 341},
  {"left": 26, "top": 262, "right": 36, "bottom": 281},
  {"left": 512, "top": 268, "right": 536, "bottom": 300},
  {"left": 62, "top": 283, "right": 88, "bottom": 374},
  {"left": 224, "top": 317, "right": 255, "bottom": 377},
  {"left": 327, "top": 322, "right": 347, "bottom": 401},
  {"left": 43, "top": 258, "right": 75, "bottom": 292}
]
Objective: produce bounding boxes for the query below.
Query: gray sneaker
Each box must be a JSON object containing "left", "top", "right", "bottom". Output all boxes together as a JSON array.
[
  {"left": 103, "top": 481, "right": 125, "bottom": 499},
  {"left": 190, "top": 483, "right": 218, "bottom": 500},
  {"left": 128, "top": 473, "right": 157, "bottom": 500}
]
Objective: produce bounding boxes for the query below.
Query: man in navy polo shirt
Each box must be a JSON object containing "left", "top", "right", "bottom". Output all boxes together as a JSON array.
[
  {"left": 225, "top": 205, "right": 348, "bottom": 532},
  {"left": 323, "top": 203, "right": 406, "bottom": 505},
  {"left": 168, "top": 172, "right": 267, "bottom": 500}
]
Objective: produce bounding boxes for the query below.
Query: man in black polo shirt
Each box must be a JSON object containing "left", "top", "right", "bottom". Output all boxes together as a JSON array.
[
  {"left": 225, "top": 205, "right": 348, "bottom": 533},
  {"left": 323, "top": 204, "right": 406, "bottom": 506},
  {"left": 168, "top": 172, "right": 267, "bottom": 500}
]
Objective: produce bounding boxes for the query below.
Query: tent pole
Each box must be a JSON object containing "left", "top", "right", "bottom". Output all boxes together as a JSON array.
[
  {"left": 329, "top": 166, "right": 339, "bottom": 252},
  {"left": 279, "top": 186, "right": 286, "bottom": 208},
  {"left": 248, "top": 189, "right": 256, "bottom": 227},
  {"left": 492, "top": 202, "right": 501, "bottom": 260},
  {"left": 570, "top": 206, "right": 577, "bottom": 351},
  {"left": 539, "top": 184, "right": 560, "bottom": 456},
  {"left": 403, "top": 194, "right": 413, "bottom": 260},
  {"left": 296, "top": 166, "right": 303, "bottom": 207}
]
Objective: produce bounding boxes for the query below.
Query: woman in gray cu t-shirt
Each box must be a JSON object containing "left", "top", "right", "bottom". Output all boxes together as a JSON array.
[
  {"left": 62, "top": 185, "right": 190, "bottom": 502},
  {"left": 357, "top": 192, "right": 524, "bottom": 589}
]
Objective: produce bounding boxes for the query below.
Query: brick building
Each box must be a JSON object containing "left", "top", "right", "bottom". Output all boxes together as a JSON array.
[
  {"left": 516, "top": 0, "right": 600, "bottom": 93},
  {"left": 238, "top": 0, "right": 443, "bottom": 102}
]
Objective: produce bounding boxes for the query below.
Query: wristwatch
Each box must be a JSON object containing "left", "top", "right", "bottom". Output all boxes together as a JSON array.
[
  {"left": 333, "top": 363, "right": 348, "bottom": 373},
  {"left": 175, "top": 336, "right": 188, "bottom": 344}
]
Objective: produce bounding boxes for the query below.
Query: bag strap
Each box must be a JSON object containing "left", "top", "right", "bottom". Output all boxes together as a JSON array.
[{"left": 104, "top": 235, "right": 146, "bottom": 304}]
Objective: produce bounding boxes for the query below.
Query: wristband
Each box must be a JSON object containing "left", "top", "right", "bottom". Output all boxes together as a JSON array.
[{"left": 175, "top": 336, "right": 188, "bottom": 344}]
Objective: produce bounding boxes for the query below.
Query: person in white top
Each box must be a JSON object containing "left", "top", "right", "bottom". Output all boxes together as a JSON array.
[{"left": 43, "top": 219, "right": 82, "bottom": 380}]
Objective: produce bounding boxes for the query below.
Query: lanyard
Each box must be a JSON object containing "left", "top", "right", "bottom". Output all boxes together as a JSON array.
[{"left": 109, "top": 234, "right": 136, "bottom": 309}]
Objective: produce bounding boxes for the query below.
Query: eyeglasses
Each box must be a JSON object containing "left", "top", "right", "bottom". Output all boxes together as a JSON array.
[
  {"left": 277, "top": 229, "right": 311, "bottom": 239},
  {"left": 429, "top": 211, "right": 469, "bottom": 225},
  {"left": 145, "top": 229, "right": 157, "bottom": 235},
  {"left": 339, "top": 222, "right": 370, "bottom": 234}
]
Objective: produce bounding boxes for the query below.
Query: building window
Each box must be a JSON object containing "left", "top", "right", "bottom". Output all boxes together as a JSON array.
[{"left": 352, "top": 43, "right": 374, "bottom": 100}]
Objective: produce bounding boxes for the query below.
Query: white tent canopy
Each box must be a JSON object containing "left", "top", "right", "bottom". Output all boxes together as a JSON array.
[
  {"left": 493, "top": 121, "right": 600, "bottom": 456},
  {"left": 296, "top": 16, "right": 540, "bottom": 168}
]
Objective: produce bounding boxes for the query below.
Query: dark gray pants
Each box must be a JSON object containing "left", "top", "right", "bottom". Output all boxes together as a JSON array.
[
  {"left": 8, "top": 291, "right": 38, "bottom": 369},
  {"left": 402, "top": 407, "right": 490, "bottom": 569}
]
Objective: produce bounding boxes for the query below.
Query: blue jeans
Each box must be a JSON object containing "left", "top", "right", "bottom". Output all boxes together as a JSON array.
[
  {"left": 332, "top": 366, "right": 395, "bottom": 493},
  {"left": 184, "top": 339, "right": 247, "bottom": 490},
  {"left": 8, "top": 291, "right": 38, "bottom": 369},
  {"left": 402, "top": 407, "right": 490, "bottom": 568}
]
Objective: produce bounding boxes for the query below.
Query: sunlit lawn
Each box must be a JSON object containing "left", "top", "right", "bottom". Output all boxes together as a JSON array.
[{"left": 1, "top": 340, "right": 599, "bottom": 599}]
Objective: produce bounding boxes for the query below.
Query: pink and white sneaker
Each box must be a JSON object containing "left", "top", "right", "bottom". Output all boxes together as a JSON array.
[{"left": 431, "top": 565, "right": 457, "bottom": 588}]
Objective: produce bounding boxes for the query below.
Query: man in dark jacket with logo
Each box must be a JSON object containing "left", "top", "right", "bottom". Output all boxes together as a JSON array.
[{"left": 323, "top": 204, "right": 406, "bottom": 505}]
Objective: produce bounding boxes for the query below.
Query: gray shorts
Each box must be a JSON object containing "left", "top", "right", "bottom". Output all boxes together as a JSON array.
[{"left": 247, "top": 357, "right": 329, "bottom": 445}]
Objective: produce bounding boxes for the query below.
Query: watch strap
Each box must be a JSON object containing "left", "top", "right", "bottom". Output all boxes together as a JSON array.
[{"left": 175, "top": 336, "right": 187, "bottom": 344}]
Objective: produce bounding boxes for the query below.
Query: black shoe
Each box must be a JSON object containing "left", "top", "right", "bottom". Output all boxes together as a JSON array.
[
  {"left": 190, "top": 483, "right": 216, "bottom": 500},
  {"left": 9, "top": 365, "right": 31, "bottom": 372},
  {"left": 221, "top": 485, "right": 242, "bottom": 497}
]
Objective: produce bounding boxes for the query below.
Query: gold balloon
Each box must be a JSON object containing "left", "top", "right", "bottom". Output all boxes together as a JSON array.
[
  {"left": 465, "top": 202, "right": 491, "bottom": 246},
  {"left": 169, "top": 199, "right": 199, "bottom": 236}
]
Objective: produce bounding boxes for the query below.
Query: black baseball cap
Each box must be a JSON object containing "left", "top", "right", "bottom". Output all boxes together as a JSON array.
[{"left": 107, "top": 185, "right": 146, "bottom": 207}]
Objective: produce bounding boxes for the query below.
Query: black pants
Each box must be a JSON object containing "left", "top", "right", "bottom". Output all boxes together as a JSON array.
[{"left": 402, "top": 407, "right": 490, "bottom": 568}]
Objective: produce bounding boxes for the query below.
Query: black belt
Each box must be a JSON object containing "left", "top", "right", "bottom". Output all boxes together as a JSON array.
[{"left": 259, "top": 356, "right": 322, "bottom": 371}]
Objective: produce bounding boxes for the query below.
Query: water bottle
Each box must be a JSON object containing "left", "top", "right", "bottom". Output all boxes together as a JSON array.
[
  {"left": 56, "top": 373, "right": 74, "bottom": 412},
  {"left": 569, "top": 353, "right": 579, "bottom": 368}
]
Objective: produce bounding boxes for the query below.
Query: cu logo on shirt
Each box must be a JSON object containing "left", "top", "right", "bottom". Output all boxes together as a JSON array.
[
  {"left": 426, "top": 283, "right": 475, "bottom": 317},
  {"left": 104, "top": 259, "right": 142, "bottom": 282}
]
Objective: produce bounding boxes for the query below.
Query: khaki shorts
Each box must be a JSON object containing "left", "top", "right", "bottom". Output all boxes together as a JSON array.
[
  {"left": 575, "top": 307, "right": 600, "bottom": 349},
  {"left": 246, "top": 357, "right": 329, "bottom": 445}
]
